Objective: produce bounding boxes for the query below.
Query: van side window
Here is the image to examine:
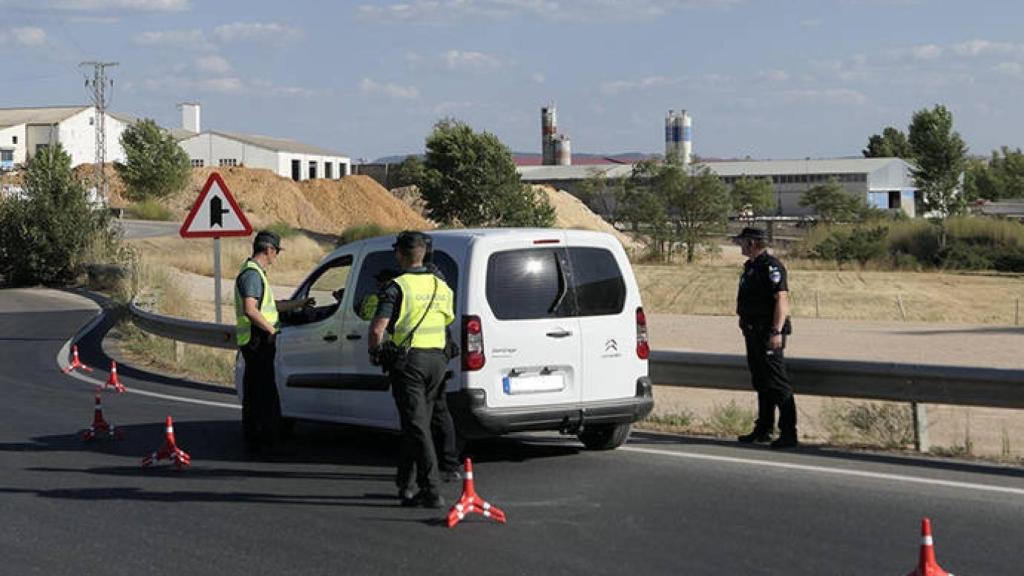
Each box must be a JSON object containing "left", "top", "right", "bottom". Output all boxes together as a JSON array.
[
  {"left": 486, "top": 248, "right": 574, "bottom": 320},
  {"left": 284, "top": 255, "right": 353, "bottom": 325},
  {"left": 351, "top": 250, "right": 459, "bottom": 320},
  {"left": 567, "top": 247, "right": 626, "bottom": 316}
]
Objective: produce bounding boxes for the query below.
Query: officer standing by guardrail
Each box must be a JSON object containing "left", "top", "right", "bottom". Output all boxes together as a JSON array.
[
  {"left": 368, "top": 231, "right": 455, "bottom": 508},
  {"left": 235, "top": 230, "right": 313, "bottom": 451},
  {"left": 733, "top": 227, "right": 798, "bottom": 449}
]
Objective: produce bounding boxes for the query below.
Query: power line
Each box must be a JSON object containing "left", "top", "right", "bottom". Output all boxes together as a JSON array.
[{"left": 81, "top": 61, "right": 117, "bottom": 204}]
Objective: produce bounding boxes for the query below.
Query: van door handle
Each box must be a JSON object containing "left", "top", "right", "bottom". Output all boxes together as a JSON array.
[
  {"left": 323, "top": 333, "right": 338, "bottom": 342},
  {"left": 546, "top": 330, "right": 573, "bottom": 338},
  {"left": 346, "top": 333, "right": 362, "bottom": 341}
]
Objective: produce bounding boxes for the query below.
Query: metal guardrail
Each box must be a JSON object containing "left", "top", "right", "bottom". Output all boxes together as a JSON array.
[{"left": 129, "top": 301, "right": 1024, "bottom": 409}]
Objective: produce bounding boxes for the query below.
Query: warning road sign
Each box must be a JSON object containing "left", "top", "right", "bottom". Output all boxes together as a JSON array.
[{"left": 179, "top": 172, "right": 252, "bottom": 238}]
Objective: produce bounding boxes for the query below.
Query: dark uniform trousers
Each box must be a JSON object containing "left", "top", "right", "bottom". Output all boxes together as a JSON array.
[
  {"left": 240, "top": 327, "right": 279, "bottom": 444},
  {"left": 741, "top": 321, "right": 797, "bottom": 437},
  {"left": 391, "top": 348, "right": 448, "bottom": 494}
]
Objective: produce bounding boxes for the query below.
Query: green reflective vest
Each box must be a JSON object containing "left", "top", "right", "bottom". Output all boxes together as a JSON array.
[
  {"left": 390, "top": 273, "right": 454, "bottom": 349},
  {"left": 234, "top": 259, "right": 279, "bottom": 346},
  {"left": 359, "top": 294, "right": 379, "bottom": 321}
]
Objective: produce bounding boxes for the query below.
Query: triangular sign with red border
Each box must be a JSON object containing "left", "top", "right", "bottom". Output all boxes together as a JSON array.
[{"left": 180, "top": 172, "right": 253, "bottom": 238}]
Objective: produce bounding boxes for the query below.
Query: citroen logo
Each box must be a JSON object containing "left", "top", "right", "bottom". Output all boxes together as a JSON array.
[{"left": 604, "top": 339, "right": 618, "bottom": 352}]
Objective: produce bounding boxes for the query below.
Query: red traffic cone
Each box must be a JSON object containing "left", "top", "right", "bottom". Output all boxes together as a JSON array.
[
  {"left": 82, "top": 393, "right": 122, "bottom": 440},
  {"left": 141, "top": 416, "right": 191, "bottom": 469},
  {"left": 104, "top": 360, "right": 126, "bottom": 393},
  {"left": 447, "top": 458, "right": 506, "bottom": 528},
  {"left": 63, "top": 345, "right": 93, "bottom": 374},
  {"left": 906, "top": 518, "right": 953, "bottom": 576}
]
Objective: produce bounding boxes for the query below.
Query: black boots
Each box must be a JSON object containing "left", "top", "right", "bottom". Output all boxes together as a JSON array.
[{"left": 737, "top": 429, "right": 772, "bottom": 444}]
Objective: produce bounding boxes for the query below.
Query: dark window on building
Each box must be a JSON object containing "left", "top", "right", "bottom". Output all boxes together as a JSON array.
[
  {"left": 309, "top": 161, "right": 317, "bottom": 179},
  {"left": 291, "top": 159, "right": 301, "bottom": 181},
  {"left": 12, "top": 136, "right": 17, "bottom": 144},
  {"left": 190, "top": 159, "right": 205, "bottom": 168},
  {"left": 325, "top": 162, "right": 333, "bottom": 179},
  {"left": 1, "top": 150, "right": 13, "bottom": 162},
  {"left": 888, "top": 191, "right": 901, "bottom": 210},
  {"left": 218, "top": 158, "right": 237, "bottom": 167}
]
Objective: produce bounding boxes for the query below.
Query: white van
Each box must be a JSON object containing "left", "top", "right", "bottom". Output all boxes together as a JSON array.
[{"left": 235, "top": 228, "right": 653, "bottom": 450}]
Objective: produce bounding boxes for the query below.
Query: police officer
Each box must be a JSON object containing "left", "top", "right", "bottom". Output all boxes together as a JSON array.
[
  {"left": 733, "top": 227, "right": 798, "bottom": 449},
  {"left": 235, "top": 230, "right": 313, "bottom": 450},
  {"left": 368, "top": 231, "right": 455, "bottom": 508}
]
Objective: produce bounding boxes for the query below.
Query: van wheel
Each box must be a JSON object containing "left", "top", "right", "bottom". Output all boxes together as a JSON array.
[{"left": 578, "top": 423, "right": 632, "bottom": 450}]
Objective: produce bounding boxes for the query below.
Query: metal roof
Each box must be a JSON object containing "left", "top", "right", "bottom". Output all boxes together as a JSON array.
[
  {"left": 0, "top": 105, "right": 90, "bottom": 128},
  {"left": 518, "top": 164, "right": 634, "bottom": 181},
  {"left": 179, "top": 130, "right": 348, "bottom": 158},
  {"left": 704, "top": 157, "right": 910, "bottom": 177}
]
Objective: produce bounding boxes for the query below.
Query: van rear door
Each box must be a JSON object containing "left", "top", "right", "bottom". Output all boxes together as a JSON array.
[
  {"left": 473, "top": 232, "right": 582, "bottom": 409},
  {"left": 564, "top": 236, "right": 641, "bottom": 403}
]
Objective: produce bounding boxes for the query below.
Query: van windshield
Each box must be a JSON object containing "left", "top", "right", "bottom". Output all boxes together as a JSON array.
[{"left": 486, "top": 247, "right": 625, "bottom": 320}]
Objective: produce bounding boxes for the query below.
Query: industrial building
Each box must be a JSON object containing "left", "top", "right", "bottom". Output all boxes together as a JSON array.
[
  {"left": 540, "top": 104, "right": 571, "bottom": 166},
  {"left": 518, "top": 157, "right": 918, "bottom": 218},
  {"left": 664, "top": 109, "right": 692, "bottom": 166},
  {"left": 0, "top": 105, "right": 131, "bottom": 170},
  {"left": 175, "top": 104, "right": 351, "bottom": 181}
]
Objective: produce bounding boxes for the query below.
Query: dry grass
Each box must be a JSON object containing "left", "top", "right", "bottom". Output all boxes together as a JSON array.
[
  {"left": 130, "top": 233, "right": 329, "bottom": 287},
  {"left": 636, "top": 260, "right": 1024, "bottom": 324}
]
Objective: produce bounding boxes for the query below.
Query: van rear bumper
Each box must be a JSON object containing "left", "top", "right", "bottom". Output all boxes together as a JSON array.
[{"left": 450, "top": 377, "right": 654, "bottom": 438}]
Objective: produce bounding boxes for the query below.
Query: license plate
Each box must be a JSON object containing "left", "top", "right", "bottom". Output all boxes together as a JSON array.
[{"left": 502, "top": 373, "right": 564, "bottom": 395}]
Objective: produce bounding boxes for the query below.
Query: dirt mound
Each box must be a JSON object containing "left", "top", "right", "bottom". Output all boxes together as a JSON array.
[
  {"left": 533, "top": 185, "right": 640, "bottom": 251},
  {"left": 301, "top": 176, "right": 432, "bottom": 232},
  {"left": 389, "top": 185, "right": 432, "bottom": 220},
  {"left": 73, "top": 164, "right": 129, "bottom": 206}
]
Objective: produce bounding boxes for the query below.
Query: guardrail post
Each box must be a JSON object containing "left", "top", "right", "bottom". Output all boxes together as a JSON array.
[
  {"left": 174, "top": 341, "right": 185, "bottom": 365},
  {"left": 911, "top": 402, "right": 929, "bottom": 453}
]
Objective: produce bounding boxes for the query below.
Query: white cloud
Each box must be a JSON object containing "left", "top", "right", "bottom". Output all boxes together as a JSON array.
[
  {"left": 601, "top": 75, "right": 681, "bottom": 95},
  {"left": 196, "top": 55, "right": 231, "bottom": 74},
  {"left": 952, "top": 39, "right": 1022, "bottom": 57},
  {"left": 141, "top": 74, "right": 312, "bottom": 97},
  {"left": 359, "top": 0, "right": 742, "bottom": 23},
  {"left": 1, "top": 27, "right": 48, "bottom": 47},
  {"left": 197, "top": 77, "right": 244, "bottom": 94},
  {"left": 133, "top": 29, "right": 211, "bottom": 49},
  {"left": 49, "top": 0, "right": 187, "bottom": 11},
  {"left": 779, "top": 88, "right": 867, "bottom": 106},
  {"left": 443, "top": 50, "right": 502, "bottom": 71},
  {"left": 911, "top": 44, "right": 942, "bottom": 61},
  {"left": 994, "top": 62, "right": 1024, "bottom": 78},
  {"left": 213, "top": 22, "right": 301, "bottom": 43},
  {"left": 359, "top": 78, "right": 420, "bottom": 100}
]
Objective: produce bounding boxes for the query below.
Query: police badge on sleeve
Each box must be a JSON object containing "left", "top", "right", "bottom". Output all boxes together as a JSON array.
[{"left": 769, "top": 265, "right": 782, "bottom": 285}]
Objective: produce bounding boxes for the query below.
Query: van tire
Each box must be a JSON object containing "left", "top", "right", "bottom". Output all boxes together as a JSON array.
[{"left": 578, "top": 423, "right": 632, "bottom": 450}]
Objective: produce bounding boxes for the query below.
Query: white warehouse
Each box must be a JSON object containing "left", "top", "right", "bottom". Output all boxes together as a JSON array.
[
  {"left": 175, "top": 104, "right": 350, "bottom": 181},
  {"left": 0, "top": 105, "right": 131, "bottom": 170}
]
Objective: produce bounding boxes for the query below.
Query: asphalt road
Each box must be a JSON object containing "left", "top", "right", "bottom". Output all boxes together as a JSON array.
[{"left": 1, "top": 289, "right": 1022, "bottom": 575}]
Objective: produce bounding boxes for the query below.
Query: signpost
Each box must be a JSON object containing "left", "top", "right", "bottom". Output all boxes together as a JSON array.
[{"left": 180, "top": 173, "right": 252, "bottom": 324}]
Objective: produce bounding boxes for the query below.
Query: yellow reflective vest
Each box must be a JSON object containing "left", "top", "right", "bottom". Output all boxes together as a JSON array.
[
  {"left": 390, "top": 273, "right": 454, "bottom": 349},
  {"left": 234, "top": 259, "right": 279, "bottom": 346}
]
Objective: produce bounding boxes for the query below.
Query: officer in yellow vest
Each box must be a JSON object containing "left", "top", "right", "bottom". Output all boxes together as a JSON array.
[
  {"left": 235, "top": 230, "right": 313, "bottom": 450},
  {"left": 368, "top": 231, "right": 454, "bottom": 508}
]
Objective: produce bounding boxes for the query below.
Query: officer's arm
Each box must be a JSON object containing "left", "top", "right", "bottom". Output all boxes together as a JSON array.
[
  {"left": 368, "top": 317, "right": 388, "bottom": 352},
  {"left": 772, "top": 291, "right": 790, "bottom": 335},
  {"left": 276, "top": 297, "right": 315, "bottom": 313},
  {"left": 243, "top": 297, "right": 278, "bottom": 334}
]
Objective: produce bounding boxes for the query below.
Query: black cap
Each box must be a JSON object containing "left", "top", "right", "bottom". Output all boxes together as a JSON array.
[
  {"left": 731, "top": 227, "right": 767, "bottom": 242},
  {"left": 254, "top": 230, "right": 283, "bottom": 252},
  {"left": 392, "top": 230, "right": 430, "bottom": 251}
]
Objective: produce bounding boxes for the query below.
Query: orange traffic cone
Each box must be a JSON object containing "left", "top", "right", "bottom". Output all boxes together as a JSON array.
[
  {"left": 906, "top": 518, "right": 953, "bottom": 576},
  {"left": 63, "top": 345, "right": 93, "bottom": 374},
  {"left": 141, "top": 416, "right": 191, "bottom": 469},
  {"left": 104, "top": 360, "right": 126, "bottom": 393},
  {"left": 82, "top": 393, "right": 122, "bottom": 440},
  {"left": 447, "top": 458, "right": 506, "bottom": 528}
]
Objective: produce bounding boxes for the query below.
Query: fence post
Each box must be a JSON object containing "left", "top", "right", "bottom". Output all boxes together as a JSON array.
[
  {"left": 896, "top": 294, "right": 907, "bottom": 321},
  {"left": 815, "top": 290, "right": 821, "bottom": 319},
  {"left": 912, "top": 402, "right": 929, "bottom": 453}
]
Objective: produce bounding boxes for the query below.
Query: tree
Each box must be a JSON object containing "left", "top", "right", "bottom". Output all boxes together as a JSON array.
[
  {"left": 799, "top": 179, "right": 870, "bottom": 223},
  {"left": 863, "top": 127, "right": 912, "bottom": 158},
  {"left": 729, "top": 176, "right": 776, "bottom": 220},
  {"left": 667, "top": 163, "right": 732, "bottom": 263},
  {"left": 964, "top": 146, "right": 1024, "bottom": 201},
  {"left": 0, "top": 144, "right": 116, "bottom": 285},
  {"left": 576, "top": 167, "right": 619, "bottom": 218},
  {"left": 418, "top": 119, "right": 554, "bottom": 227},
  {"left": 907, "top": 105, "right": 969, "bottom": 217},
  {"left": 619, "top": 160, "right": 670, "bottom": 260},
  {"left": 390, "top": 155, "right": 425, "bottom": 189},
  {"left": 115, "top": 118, "right": 191, "bottom": 201}
]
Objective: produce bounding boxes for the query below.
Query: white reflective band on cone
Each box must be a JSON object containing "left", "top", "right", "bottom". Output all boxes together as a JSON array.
[
  {"left": 922, "top": 536, "right": 934, "bottom": 545},
  {"left": 465, "top": 472, "right": 473, "bottom": 479}
]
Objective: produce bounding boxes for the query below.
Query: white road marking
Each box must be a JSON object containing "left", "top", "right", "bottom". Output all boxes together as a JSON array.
[{"left": 622, "top": 446, "right": 1024, "bottom": 497}]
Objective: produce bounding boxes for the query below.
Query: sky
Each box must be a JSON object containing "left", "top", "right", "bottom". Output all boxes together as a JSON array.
[{"left": 3, "top": 0, "right": 1024, "bottom": 162}]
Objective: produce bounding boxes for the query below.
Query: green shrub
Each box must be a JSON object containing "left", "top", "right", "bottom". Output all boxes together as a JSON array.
[
  {"left": 885, "top": 220, "right": 942, "bottom": 264},
  {"left": 823, "top": 401, "right": 914, "bottom": 449},
  {"left": 806, "top": 224, "right": 888, "bottom": 266},
  {"left": 643, "top": 410, "right": 696, "bottom": 429},
  {"left": 264, "top": 221, "right": 298, "bottom": 239},
  {"left": 338, "top": 223, "right": 393, "bottom": 246},
  {"left": 125, "top": 198, "right": 173, "bottom": 221},
  {"left": 705, "top": 401, "right": 755, "bottom": 438}
]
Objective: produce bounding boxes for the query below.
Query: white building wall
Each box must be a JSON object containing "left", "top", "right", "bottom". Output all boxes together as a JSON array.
[
  {"left": 57, "top": 109, "right": 97, "bottom": 166},
  {"left": 26, "top": 124, "right": 58, "bottom": 160},
  {"left": 181, "top": 134, "right": 351, "bottom": 180},
  {"left": 0, "top": 125, "right": 26, "bottom": 166}
]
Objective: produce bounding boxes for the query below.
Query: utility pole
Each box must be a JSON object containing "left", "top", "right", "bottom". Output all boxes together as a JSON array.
[{"left": 81, "top": 61, "right": 118, "bottom": 205}]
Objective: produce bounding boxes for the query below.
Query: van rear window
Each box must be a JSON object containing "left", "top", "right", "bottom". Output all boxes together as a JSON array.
[{"left": 486, "top": 247, "right": 625, "bottom": 320}]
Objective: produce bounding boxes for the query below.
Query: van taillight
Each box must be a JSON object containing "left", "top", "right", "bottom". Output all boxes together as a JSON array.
[
  {"left": 462, "top": 315, "right": 486, "bottom": 371},
  {"left": 636, "top": 307, "right": 650, "bottom": 360}
]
